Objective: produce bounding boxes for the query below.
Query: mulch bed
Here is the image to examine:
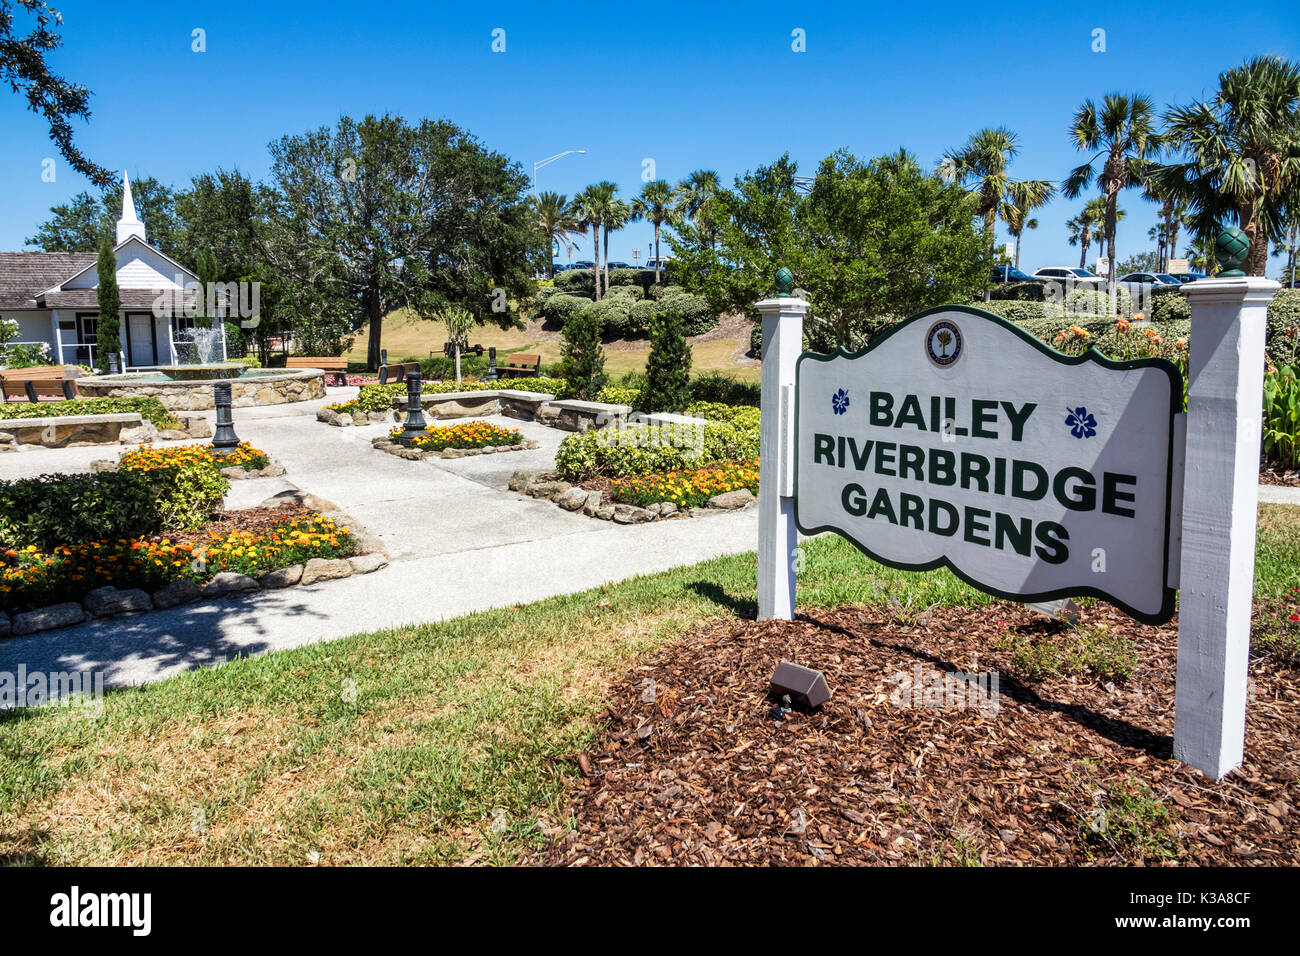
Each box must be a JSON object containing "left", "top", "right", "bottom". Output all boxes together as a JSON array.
[
  {"left": 1260, "top": 459, "right": 1300, "bottom": 486},
  {"left": 163, "top": 502, "right": 312, "bottom": 548},
  {"left": 542, "top": 602, "right": 1298, "bottom": 866}
]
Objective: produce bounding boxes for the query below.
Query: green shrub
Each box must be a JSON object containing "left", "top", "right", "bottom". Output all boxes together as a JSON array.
[
  {"left": 1268, "top": 289, "right": 1300, "bottom": 368},
  {"left": 421, "top": 354, "right": 488, "bottom": 380},
  {"left": 989, "top": 281, "right": 1048, "bottom": 302},
  {"left": 554, "top": 270, "right": 596, "bottom": 295},
  {"left": 643, "top": 305, "right": 693, "bottom": 412},
  {"left": 0, "top": 460, "right": 228, "bottom": 548},
  {"left": 558, "top": 306, "right": 607, "bottom": 400},
  {"left": 581, "top": 296, "right": 635, "bottom": 339},
  {"left": 684, "top": 402, "right": 761, "bottom": 432},
  {"left": 0, "top": 396, "right": 179, "bottom": 429},
  {"left": 1149, "top": 285, "right": 1190, "bottom": 323},
  {"left": 541, "top": 293, "right": 590, "bottom": 327},
  {"left": 1063, "top": 285, "right": 1132, "bottom": 316},
  {"left": 690, "top": 372, "right": 762, "bottom": 407},
  {"left": 554, "top": 419, "right": 758, "bottom": 482},
  {"left": 978, "top": 300, "right": 1054, "bottom": 323},
  {"left": 596, "top": 385, "right": 641, "bottom": 407},
  {"left": 1264, "top": 364, "right": 1300, "bottom": 468}
]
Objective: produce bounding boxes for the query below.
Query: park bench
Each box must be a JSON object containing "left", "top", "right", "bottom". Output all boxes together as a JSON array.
[
  {"left": 377, "top": 362, "right": 421, "bottom": 385},
  {"left": 286, "top": 356, "right": 348, "bottom": 386},
  {"left": 0, "top": 365, "right": 79, "bottom": 403},
  {"left": 497, "top": 352, "right": 541, "bottom": 379}
]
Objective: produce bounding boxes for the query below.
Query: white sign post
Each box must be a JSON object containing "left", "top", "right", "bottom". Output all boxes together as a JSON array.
[
  {"left": 1173, "top": 275, "right": 1278, "bottom": 779},
  {"left": 755, "top": 292, "right": 808, "bottom": 620}
]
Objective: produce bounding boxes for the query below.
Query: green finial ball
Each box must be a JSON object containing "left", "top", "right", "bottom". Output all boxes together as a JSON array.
[
  {"left": 775, "top": 267, "right": 794, "bottom": 296},
  {"left": 1215, "top": 227, "right": 1250, "bottom": 276}
]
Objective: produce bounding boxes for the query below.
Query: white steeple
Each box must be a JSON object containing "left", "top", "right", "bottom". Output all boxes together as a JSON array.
[{"left": 116, "top": 169, "right": 145, "bottom": 244}]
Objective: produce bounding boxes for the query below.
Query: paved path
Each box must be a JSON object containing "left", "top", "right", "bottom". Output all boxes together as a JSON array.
[{"left": 0, "top": 388, "right": 757, "bottom": 692}]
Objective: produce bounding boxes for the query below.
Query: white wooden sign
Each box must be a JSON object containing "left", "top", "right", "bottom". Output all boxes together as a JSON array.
[{"left": 794, "top": 307, "right": 1180, "bottom": 623}]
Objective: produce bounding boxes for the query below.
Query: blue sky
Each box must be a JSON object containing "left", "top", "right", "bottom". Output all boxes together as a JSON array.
[{"left": 1, "top": 0, "right": 1297, "bottom": 273}]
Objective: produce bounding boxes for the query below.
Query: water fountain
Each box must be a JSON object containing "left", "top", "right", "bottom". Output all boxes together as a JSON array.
[{"left": 165, "top": 326, "right": 244, "bottom": 381}]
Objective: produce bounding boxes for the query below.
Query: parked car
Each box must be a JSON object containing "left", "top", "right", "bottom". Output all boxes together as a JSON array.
[
  {"left": 606, "top": 261, "right": 633, "bottom": 270},
  {"left": 1031, "top": 266, "right": 1106, "bottom": 286},
  {"left": 1168, "top": 272, "right": 1207, "bottom": 283},
  {"left": 1117, "top": 272, "right": 1184, "bottom": 295},
  {"left": 991, "top": 265, "right": 1042, "bottom": 284},
  {"left": 573, "top": 260, "right": 596, "bottom": 269},
  {"left": 644, "top": 257, "right": 671, "bottom": 271}
]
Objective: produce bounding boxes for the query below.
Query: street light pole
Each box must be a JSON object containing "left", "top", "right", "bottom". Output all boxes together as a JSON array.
[{"left": 532, "top": 149, "right": 587, "bottom": 197}]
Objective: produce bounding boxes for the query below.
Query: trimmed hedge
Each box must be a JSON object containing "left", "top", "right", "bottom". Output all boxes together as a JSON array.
[
  {"left": 0, "top": 396, "right": 180, "bottom": 429},
  {"left": 1150, "top": 286, "right": 1191, "bottom": 323},
  {"left": 0, "top": 462, "right": 229, "bottom": 549},
  {"left": 1268, "top": 289, "right": 1300, "bottom": 368},
  {"left": 554, "top": 418, "right": 759, "bottom": 482},
  {"left": 541, "top": 293, "right": 590, "bottom": 326}
]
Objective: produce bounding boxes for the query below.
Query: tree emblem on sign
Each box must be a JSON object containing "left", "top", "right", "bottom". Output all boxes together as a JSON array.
[
  {"left": 935, "top": 329, "right": 953, "bottom": 358},
  {"left": 832, "top": 388, "right": 850, "bottom": 415},
  {"left": 1065, "top": 406, "right": 1098, "bottom": 439}
]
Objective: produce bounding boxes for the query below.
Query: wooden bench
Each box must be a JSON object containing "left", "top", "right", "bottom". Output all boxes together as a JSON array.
[
  {"left": 377, "top": 362, "right": 421, "bottom": 385},
  {"left": 497, "top": 352, "right": 541, "bottom": 378},
  {"left": 286, "top": 356, "right": 348, "bottom": 386},
  {"left": 1, "top": 365, "right": 79, "bottom": 403}
]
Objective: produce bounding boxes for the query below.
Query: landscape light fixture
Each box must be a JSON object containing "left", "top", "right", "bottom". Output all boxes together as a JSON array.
[
  {"left": 210, "top": 381, "right": 241, "bottom": 456},
  {"left": 532, "top": 149, "right": 587, "bottom": 196},
  {"left": 768, "top": 661, "right": 831, "bottom": 709}
]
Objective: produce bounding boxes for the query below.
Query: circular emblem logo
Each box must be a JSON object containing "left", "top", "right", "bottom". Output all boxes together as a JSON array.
[{"left": 925, "top": 319, "right": 963, "bottom": 368}]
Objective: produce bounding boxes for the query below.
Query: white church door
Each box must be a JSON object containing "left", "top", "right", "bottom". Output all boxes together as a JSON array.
[{"left": 126, "top": 312, "right": 156, "bottom": 367}]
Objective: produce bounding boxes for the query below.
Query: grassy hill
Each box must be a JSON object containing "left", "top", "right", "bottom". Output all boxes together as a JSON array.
[{"left": 344, "top": 308, "right": 760, "bottom": 382}]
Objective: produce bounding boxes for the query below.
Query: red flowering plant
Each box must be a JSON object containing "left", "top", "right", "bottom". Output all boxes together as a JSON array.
[{"left": 1255, "top": 586, "right": 1300, "bottom": 668}]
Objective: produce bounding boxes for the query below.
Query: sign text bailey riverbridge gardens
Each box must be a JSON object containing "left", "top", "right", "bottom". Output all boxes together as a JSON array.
[
  {"left": 754, "top": 250, "right": 1278, "bottom": 780},
  {"left": 795, "top": 307, "right": 1180, "bottom": 624}
]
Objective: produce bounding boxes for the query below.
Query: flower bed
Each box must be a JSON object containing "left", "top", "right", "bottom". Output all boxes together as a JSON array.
[
  {"left": 390, "top": 420, "right": 522, "bottom": 452},
  {"left": 2, "top": 513, "right": 353, "bottom": 614},
  {"left": 609, "top": 459, "right": 759, "bottom": 509},
  {"left": 0, "top": 396, "right": 180, "bottom": 429},
  {"left": 118, "top": 441, "right": 270, "bottom": 473}
]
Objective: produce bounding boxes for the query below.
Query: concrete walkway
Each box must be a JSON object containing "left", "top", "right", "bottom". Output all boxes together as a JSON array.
[{"left": 0, "top": 387, "right": 757, "bottom": 692}]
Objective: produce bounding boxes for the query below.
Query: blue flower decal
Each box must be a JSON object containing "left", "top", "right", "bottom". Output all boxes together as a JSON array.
[
  {"left": 832, "top": 388, "right": 850, "bottom": 416},
  {"left": 1065, "top": 406, "right": 1097, "bottom": 439}
]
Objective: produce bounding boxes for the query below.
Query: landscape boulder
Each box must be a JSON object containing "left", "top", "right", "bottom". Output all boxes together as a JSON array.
[
  {"left": 83, "top": 586, "right": 152, "bottom": 617},
  {"left": 708, "top": 489, "right": 756, "bottom": 510},
  {"left": 202, "top": 572, "right": 260, "bottom": 597},
  {"left": 152, "top": 579, "right": 202, "bottom": 609},
  {"left": 12, "top": 602, "right": 86, "bottom": 635},
  {"left": 300, "top": 557, "right": 353, "bottom": 586},
  {"left": 259, "top": 564, "right": 303, "bottom": 588}
]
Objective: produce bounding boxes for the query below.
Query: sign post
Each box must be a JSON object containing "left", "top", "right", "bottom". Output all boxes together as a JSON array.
[
  {"left": 756, "top": 268, "right": 808, "bottom": 621},
  {"left": 1173, "top": 240, "right": 1278, "bottom": 778}
]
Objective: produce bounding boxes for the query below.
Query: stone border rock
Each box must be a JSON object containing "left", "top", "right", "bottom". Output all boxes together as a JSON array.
[
  {"left": 0, "top": 499, "right": 390, "bottom": 638},
  {"left": 370, "top": 434, "right": 539, "bottom": 460},
  {"left": 508, "top": 470, "right": 756, "bottom": 523},
  {"left": 0, "top": 410, "right": 214, "bottom": 452},
  {"left": 76, "top": 368, "right": 326, "bottom": 412}
]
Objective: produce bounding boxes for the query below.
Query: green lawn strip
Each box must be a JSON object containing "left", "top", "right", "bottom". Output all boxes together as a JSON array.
[{"left": 1, "top": 508, "right": 1296, "bottom": 865}]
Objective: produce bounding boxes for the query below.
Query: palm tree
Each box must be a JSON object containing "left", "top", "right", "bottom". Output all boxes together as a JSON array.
[
  {"left": 533, "top": 191, "right": 580, "bottom": 279},
  {"left": 631, "top": 179, "right": 677, "bottom": 283},
  {"left": 1147, "top": 56, "right": 1300, "bottom": 277},
  {"left": 1141, "top": 179, "right": 1187, "bottom": 272},
  {"left": 574, "top": 184, "right": 612, "bottom": 300},
  {"left": 676, "top": 169, "right": 721, "bottom": 247},
  {"left": 1066, "top": 197, "right": 1122, "bottom": 269},
  {"left": 1063, "top": 93, "right": 1162, "bottom": 313},
  {"left": 939, "top": 127, "right": 1053, "bottom": 297},
  {"left": 1001, "top": 179, "right": 1055, "bottom": 268},
  {"left": 598, "top": 187, "right": 631, "bottom": 295}
]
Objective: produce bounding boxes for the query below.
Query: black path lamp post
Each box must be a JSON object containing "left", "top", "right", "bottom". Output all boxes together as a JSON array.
[
  {"left": 397, "top": 369, "right": 429, "bottom": 445},
  {"left": 210, "top": 381, "right": 241, "bottom": 456}
]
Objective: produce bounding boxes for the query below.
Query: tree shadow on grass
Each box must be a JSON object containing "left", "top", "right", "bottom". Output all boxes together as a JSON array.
[
  {"left": 0, "top": 590, "right": 334, "bottom": 712},
  {"left": 686, "top": 580, "right": 757, "bottom": 619}
]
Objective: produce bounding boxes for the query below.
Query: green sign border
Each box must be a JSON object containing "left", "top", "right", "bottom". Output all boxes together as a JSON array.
[{"left": 794, "top": 304, "right": 1182, "bottom": 625}]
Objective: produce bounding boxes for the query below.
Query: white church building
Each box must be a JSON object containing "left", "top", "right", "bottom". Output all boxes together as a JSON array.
[{"left": 0, "top": 173, "right": 222, "bottom": 370}]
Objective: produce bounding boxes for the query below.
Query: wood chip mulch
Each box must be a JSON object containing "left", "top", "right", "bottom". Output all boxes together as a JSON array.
[
  {"left": 162, "top": 502, "right": 312, "bottom": 548},
  {"left": 542, "top": 603, "right": 1298, "bottom": 866},
  {"left": 1260, "top": 460, "right": 1300, "bottom": 486}
]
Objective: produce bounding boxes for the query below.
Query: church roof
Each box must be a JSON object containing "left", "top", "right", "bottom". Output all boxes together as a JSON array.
[{"left": 0, "top": 251, "right": 96, "bottom": 309}]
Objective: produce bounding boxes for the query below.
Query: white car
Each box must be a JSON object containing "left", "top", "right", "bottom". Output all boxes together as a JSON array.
[{"left": 1031, "top": 266, "right": 1107, "bottom": 286}]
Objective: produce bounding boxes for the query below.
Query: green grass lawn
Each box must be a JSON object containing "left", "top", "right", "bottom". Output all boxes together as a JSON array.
[{"left": 2, "top": 507, "right": 1297, "bottom": 866}]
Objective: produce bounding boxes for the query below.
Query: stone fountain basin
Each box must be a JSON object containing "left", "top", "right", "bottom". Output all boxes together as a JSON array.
[{"left": 163, "top": 363, "right": 246, "bottom": 381}]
